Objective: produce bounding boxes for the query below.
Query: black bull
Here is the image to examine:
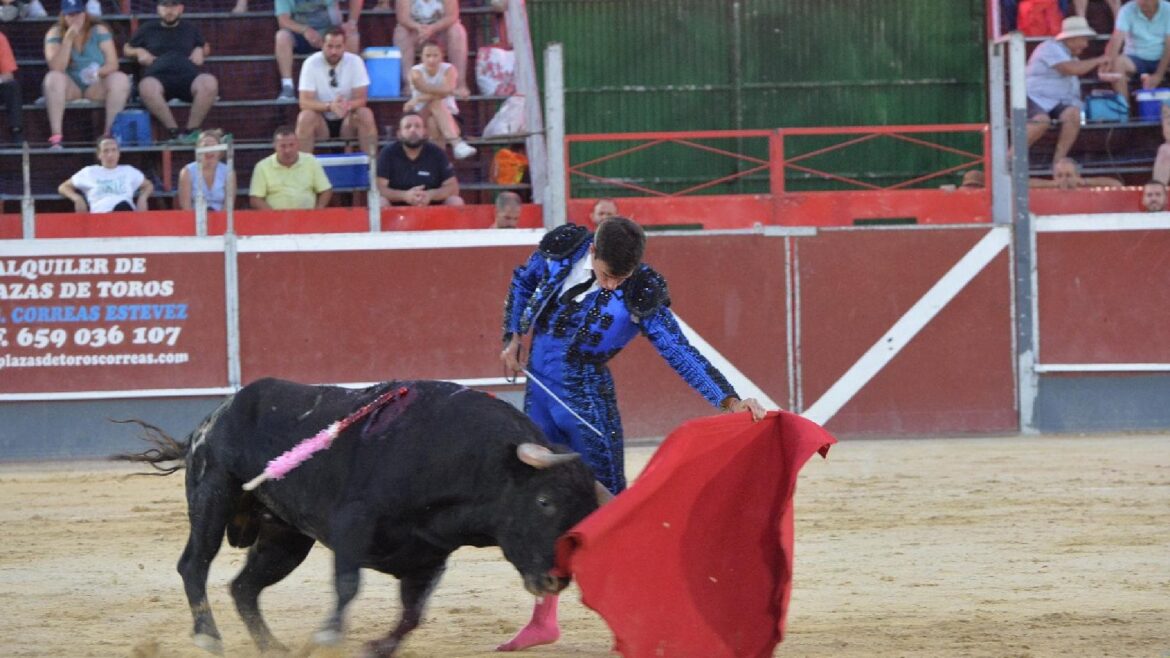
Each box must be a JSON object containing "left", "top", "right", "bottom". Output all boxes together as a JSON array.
[{"left": 116, "top": 377, "right": 603, "bottom": 657}]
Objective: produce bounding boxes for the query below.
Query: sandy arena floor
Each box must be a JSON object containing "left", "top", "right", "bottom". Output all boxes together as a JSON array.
[{"left": 0, "top": 434, "right": 1167, "bottom": 657}]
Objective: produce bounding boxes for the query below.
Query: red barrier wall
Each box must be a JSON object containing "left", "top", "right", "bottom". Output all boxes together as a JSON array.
[
  {"left": 236, "top": 244, "right": 535, "bottom": 383},
  {"left": 1037, "top": 230, "right": 1170, "bottom": 364},
  {"left": 5, "top": 221, "right": 1167, "bottom": 437},
  {"left": 795, "top": 228, "right": 1017, "bottom": 435}
]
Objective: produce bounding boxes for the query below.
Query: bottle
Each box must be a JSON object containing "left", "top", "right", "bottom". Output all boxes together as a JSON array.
[{"left": 80, "top": 63, "right": 100, "bottom": 86}]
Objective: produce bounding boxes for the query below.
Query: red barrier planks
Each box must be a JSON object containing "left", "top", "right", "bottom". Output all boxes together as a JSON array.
[
  {"left": 235, "top": 244, "right": 535, "bottom": 384},
  {"left": 1037, "top": 230, "right": 1170, "bottom": 364},
  {"left": 796, "top": 228, "right": 1016, "bottom": 435}
]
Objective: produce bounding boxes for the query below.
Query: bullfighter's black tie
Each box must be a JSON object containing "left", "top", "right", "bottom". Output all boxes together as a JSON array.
[{"left": 560, "top": 272, "right": 596, "bottom": 304}]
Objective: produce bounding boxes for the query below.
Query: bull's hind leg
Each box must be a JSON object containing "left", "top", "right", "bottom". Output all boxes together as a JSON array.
[
  {"left": 230, "top": 519, "right": 315, "bottom": 654},
  {"left": 364, "top": 564, "right": 447, "bottom": 658},
  {"left": 177, "top": 468, "right": 236, "bottom": 655}
]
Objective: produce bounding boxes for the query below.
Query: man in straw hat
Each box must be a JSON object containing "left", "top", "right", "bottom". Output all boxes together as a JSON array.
[
  {"left": 1102, "top": 0, "right": 1170, "bottom": 99},
  {"left": 1025, "top": 15, "right": 1107, "bottom": 169}
]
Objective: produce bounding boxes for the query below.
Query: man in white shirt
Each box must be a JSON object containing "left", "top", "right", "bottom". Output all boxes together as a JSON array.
[
  {"left": 57, "top": 137, "right": 154, "bottom": 212},
  {"left": 295, "top": 27, "right": 377, "bottom": 155}
]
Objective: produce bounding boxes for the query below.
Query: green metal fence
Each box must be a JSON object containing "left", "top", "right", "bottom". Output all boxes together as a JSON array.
[{"left": 528, "top": 0, "right": 988, "bottom": 196}]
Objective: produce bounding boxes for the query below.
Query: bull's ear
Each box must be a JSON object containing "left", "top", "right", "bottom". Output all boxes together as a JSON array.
[
  {"left": 594, "top": 481, "right": 614, "bottom": 505},
  {"left": 516, "top": 443, "right": 581, "bottom": 469}
]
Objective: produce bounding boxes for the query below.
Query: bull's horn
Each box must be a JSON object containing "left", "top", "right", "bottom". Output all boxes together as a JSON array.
[
  {"left": 594, "top": 481, "right": 614, "bottom": 506},
  {"left": 516, "top": 443, "right": 581, "bottom": 468}
]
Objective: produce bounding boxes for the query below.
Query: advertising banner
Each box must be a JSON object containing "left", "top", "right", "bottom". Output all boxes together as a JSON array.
[{"left": 0, "top": 238, "right": 228, "bottom": 395}]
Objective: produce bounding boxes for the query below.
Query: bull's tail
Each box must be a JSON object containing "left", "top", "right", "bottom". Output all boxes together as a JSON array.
[{"left": 109, "top": 419, "right": 189, "bottom": 476}]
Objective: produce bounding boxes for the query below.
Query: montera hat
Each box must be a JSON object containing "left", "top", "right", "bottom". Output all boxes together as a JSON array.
[{"left": 1056, "top": 16, "right": 1096, "bottom": 40}]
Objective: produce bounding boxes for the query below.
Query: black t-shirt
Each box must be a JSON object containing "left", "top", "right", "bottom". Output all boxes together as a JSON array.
[
  {"left": 376, "top": 141, "right": 456, "bottom": 192},
  {"left": 128, "top": 20, "right": 204, "bottom": 80}
]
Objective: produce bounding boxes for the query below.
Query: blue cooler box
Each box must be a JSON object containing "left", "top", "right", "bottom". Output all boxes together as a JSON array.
[
  {"left": 1135, "top": 87, "right": 1170, "bottom": 121},
  {"left": 111, "top": 109, "right": 152, "bottom": 146},
  {"left": 363, "top": 47, "right": 402, "bottom": 98},
  {"left": 316, "top": 153, "right": 370, "bottom": 189}
]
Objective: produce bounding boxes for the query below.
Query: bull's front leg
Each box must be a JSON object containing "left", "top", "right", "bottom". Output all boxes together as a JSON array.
[
  {"left": 314, "top": 502, "right": 374, "bottom": 647},
  {"left": 364, "top": 564, "right": 447, "bottom": 657}
]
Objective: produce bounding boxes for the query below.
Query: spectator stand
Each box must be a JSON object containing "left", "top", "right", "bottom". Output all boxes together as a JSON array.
[
  {"left": 0, "top": 0, "right": 530, "bottom": 213},
  {"left": 1008, "top": 10, "right": 1166, "bottom": 183}
]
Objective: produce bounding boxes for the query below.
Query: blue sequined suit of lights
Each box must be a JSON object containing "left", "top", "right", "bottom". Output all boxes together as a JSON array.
[{"left": 503, "top": 224, "right": 738, "bottom": 493}]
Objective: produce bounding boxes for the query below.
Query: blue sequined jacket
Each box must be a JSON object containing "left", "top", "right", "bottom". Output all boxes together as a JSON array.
[{"left": 503, "top": 224, "right": 738, "bottom": 408}]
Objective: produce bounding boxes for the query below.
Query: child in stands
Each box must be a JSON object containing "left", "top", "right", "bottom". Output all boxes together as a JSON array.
[{"left": 406, "top": 41, "right": 476, "bottom": 160}]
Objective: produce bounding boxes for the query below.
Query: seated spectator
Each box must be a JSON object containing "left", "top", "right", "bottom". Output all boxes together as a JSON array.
[
  {"left": 57, "top": 136, "right": 153, "bottom": 212},
  {"left": 274, "top": 0, "right": 361, "bottom": 101},
  {"left": 1029, "top": 156, "right": 1123, "bottom": 188},
  {"left": 941, "top": 170, "right": 986, "bottom": 191},
  {"left": 494, "top": 191, "right": 521, "bottom": 228},
  {"left": 588, "top": 198, "right": 618, "bottom": 227},
  {"left": 124, "top": 0, "right": 218, "bottom": 144},
  {"left": 1141, "top": 180, "right": 1167, "bottom": 210},
  {"left": 0, "top": 30, "right": 22, "bottom": 144},
  {"left": 1101, "top": 0, "right": 1170, "bottom": 100},
  {"left": 1025, "top": 17, "right": 1107, "bottom": 167},
  {"left": 249, "top": 125, "right": 333, "bottom": 209},
  {"left": 375, "top": 112, "right": 463, "bottom": 206},
  {"left": 41, "top": 0, "right": 131, "bottom": 149},
  {"left": 960, "top": 170, "right": 986, "bottom": 189},
  {"left": 178, "top": 129, "right": 236, "bottom": 211},
  {"left": 295, "top": 27, "right": 377, "bottom": 155},
  {"left": 392, "top": 0, "right": 469, "bottom": 98},
  {"left": 0, "top": 0, "right": 47, "bottom": 20},
  {"left": 407, "top": 42, "right": 476, "bottom": 160}
]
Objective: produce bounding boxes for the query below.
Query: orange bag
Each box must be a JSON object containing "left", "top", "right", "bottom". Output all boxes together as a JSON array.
[{"left": 491, "top": 147, "right": 528, "bottom": 185}]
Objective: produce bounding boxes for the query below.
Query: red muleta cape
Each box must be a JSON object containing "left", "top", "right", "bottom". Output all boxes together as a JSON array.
[{"left": 555, "top": 411, "right": 836, "bottom": 658}]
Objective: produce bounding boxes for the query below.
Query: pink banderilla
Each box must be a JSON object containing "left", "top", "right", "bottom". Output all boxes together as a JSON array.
[{"left": 242, "top": 386, "right": 407, "bottom": 491}]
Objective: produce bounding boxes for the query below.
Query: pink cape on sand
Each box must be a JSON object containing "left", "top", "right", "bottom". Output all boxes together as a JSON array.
[{"left": 555, "top": 411, "right": 837, "bottom": 658}]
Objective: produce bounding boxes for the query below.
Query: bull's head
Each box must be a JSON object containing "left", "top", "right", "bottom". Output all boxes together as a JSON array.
[{"left": 497, "top": 443, "right": 605, "bottom": 596}]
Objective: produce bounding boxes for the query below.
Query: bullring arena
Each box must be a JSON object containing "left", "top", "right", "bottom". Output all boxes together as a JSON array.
[
  {"left": 1, "top": 434, "right": 1166, "bottom": 657},
  {"left": 2, "top": 1, "right": 1170, "bottom": 656}
]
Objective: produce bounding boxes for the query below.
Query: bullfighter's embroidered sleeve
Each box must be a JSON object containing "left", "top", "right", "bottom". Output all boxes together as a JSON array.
[
  {"left": 503, "top": 250, "right": 548, "bottom": 343},
  {"left": 630, "top": 266, "right": 739, "bottom": 407}
]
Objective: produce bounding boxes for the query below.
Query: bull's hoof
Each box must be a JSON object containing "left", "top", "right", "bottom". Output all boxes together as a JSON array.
[
  {"left": 312, "top": 629, "right": 342, "bottom": 646},
  {"left": 362, "top": 637, "right": 401, "bottom": 658},
  {"left": 192, "top": 632, "right": 224, "bottom": 655}
]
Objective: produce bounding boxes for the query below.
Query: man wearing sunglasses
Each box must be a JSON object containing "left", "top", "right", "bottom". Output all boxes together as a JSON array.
[{"left": 295, "top": 27, "right": 378, "bottom": 155}]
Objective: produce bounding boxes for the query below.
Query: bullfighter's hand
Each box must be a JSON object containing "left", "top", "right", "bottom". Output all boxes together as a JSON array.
[
  {"left": 728, "top": 397, "right": 767, "bottom": 422},
  {"left": 501, "top": 335, "right": 526, "bottom": 376}
]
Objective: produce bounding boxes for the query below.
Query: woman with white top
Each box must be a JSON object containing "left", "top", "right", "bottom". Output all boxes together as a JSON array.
[
  {"left": 58, "top": 136, "right": 153, "bottom": 212},
  {"left": 178, "top": 129, "right": 237, "bottom": 211},
  {"left": 407, "top": 42, "right": 476, "bottom": 160}
]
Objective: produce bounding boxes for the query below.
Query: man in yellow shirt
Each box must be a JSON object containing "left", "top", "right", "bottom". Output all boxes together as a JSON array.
[{"left": 249, "top": 125, "right": 333, "bottom": 209}]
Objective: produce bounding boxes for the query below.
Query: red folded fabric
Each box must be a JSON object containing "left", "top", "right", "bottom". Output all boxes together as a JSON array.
[{"left": 556, "top": 411, "right": 836, "bottom": 658}]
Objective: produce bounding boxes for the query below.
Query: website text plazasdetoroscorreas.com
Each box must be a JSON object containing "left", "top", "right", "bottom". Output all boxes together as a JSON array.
[{"left": 0, "top": 351, "right": 190, "bottom": 369}]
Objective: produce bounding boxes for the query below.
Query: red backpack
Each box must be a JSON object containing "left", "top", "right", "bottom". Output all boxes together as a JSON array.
[{"left": 1018, "top": 0, "right": 1063, "bottom": 37}]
